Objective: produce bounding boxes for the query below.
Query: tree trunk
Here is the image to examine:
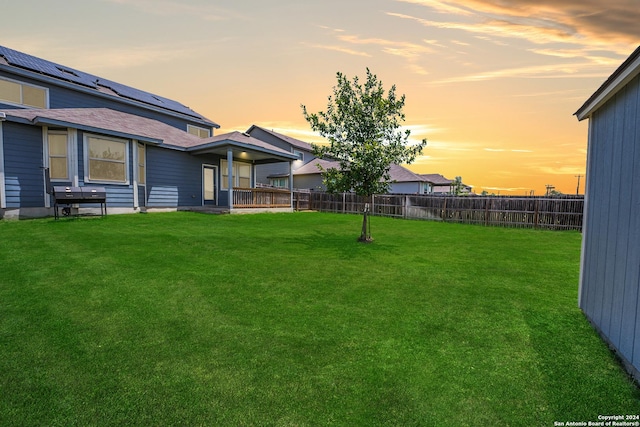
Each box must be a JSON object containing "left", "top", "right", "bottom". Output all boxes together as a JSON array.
[{"left": 358, "top": 199, "right": 373, "bottom": 243}]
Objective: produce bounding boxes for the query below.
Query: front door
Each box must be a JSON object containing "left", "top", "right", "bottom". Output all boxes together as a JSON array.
[{"left": 203, "top": 165, "right": 217, "bottom": 205}]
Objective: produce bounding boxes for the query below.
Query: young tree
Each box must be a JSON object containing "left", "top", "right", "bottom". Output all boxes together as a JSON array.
[{"left": 301, "top": 69, "right": 427, "bottom": 242}]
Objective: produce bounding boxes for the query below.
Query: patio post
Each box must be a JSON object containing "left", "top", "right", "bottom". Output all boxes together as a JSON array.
[
  {"left": 227, "top": 148, "right": 234, "bottom": 210},
  {"left": 289, "top": 160, "right": 294, "bottom": 208}
]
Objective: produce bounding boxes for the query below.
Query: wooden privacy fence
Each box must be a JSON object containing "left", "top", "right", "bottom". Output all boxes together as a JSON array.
[{"left": 295, "top": 192, "right": 584, "bottom": 231}]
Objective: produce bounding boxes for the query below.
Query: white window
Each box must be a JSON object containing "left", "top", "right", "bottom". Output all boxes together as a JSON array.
[
  {"left": 0, "top": 77, "right": 47, "bottom": 108},
  {"left": 221, "top": 160, "right": 252, "bottom": 189},
  {"left": 270, "top": 177, "right": 289, "bottom": 188},
  {"left": 293, "top": 150, "right": 304, "bottom": 161},
  {"left": 47, "top": 131, "right": 69, "bottom": 180},
  {"left": 137, "top": 143, "right": 146, "bottom": 185},
  {"left": 187, "top": 124, "right": 211, "bottom": 138},
  {"left": 84, "top": 134, "right": 129, "bottom": 184}
]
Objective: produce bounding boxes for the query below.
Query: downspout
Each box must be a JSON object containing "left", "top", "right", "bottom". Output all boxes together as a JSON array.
[
  {"left": 0, "top": 117, "right": 5, "bottom": 209},
  {"left": 227, "top": 148, "right": 234, "bottom": 210}
]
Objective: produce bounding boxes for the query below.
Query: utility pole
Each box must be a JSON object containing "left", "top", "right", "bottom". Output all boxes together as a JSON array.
[
  {"left": 575, "top": 175, "right": 583, "bottom": 195},
  {"left": 545, "top": 184, "right": 555, "bottom": 196}
]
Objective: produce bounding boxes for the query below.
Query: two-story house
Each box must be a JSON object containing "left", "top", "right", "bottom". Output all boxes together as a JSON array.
[{"left": 0, "top": 45, "right": 297, "bottom": 219}]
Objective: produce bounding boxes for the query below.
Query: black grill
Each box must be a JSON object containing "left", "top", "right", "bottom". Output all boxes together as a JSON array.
[{"left": 52, "top": 186, "right": 107, "bottom": 219}]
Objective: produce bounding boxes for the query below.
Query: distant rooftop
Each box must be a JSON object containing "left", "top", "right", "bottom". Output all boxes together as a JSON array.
[
  {"left": 0, "top": 45, "right": 219, "bottom": 127},
  {"left": 247, "top": 125, "right": 314, "bottom": 151}
]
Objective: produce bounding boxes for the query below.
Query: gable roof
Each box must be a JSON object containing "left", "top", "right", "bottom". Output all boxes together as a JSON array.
[
  {"left": 388, "top": 164, "right": 426, "bottom": 183},
  {"left": 292, "top": 158, "right": 340, "bottom": 175},
  {"left": 191, "top": 131, "right": 298, "bottom": 161},
  {"left": 246, "top": 125, "right": 314, "bottom": 151},
  {"left": 575, "top": 45, "right": 640, "bottom": 121},
  {"left": 0, "top": 45, "right": 219, "bottom": 127},
  {"left": 0, "top": 108, "right": 296, "bottom": 161},
  {"left": 293, "top": 160, "right": 427, "bottom": 183},
  {"left": 2, "top": 107, "right": 195, "bottom": 146},
  {"left": 420, "top": 173, "right": 452, "bottom": 185}
]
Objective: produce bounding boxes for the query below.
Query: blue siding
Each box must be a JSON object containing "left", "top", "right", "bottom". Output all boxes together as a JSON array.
[
  {"left": 3, "top": 122, "right": 44, "bottom": 207},
  {"left": 581, "top": 72, "right": 640, "bottom": 376},
  {"left": 146, "top": 146, "right": 221, "bottom": 207}
]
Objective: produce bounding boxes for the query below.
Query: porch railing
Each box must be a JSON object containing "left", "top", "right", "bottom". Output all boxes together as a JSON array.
[{"left": 232, "top": 187, "right": 291, "bottom": 208}]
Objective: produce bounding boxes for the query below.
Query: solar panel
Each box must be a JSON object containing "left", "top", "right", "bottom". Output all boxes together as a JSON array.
[{"left": 0, "top": 45, "right": 211, "bottom": 122}]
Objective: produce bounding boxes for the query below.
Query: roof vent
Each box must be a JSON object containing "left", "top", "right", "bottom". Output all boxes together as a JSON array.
[{"left": 242, "top": 132, "right": 251, "bottom": 137}]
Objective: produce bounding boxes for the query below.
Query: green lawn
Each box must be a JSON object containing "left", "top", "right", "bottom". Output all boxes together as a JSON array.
[{"left": 0, "top": 212, "right": 638, "bottom": 426}]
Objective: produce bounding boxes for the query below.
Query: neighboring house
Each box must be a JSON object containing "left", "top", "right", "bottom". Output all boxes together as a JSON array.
[
  {"left": 575, "top": 45, "right": 640, "bottom": 382},
  {"left": 0, "top": 45, "right": 297, "bottom": 219},
  {"left": 291, "top": 159, "right": 452, "bottom": 194},
  {"left": 420, "top": 174, "right": 453, "bottom": 194},
  {"left": 292, "top": 158, "right": 338, "bottom": 191},
  {"left": 245, "top": 125, "right": 316, "bottom": 188}
]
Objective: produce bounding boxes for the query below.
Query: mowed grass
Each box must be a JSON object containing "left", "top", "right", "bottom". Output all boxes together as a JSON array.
[{"left": 0, "top": 212, "right": 638, "bottom": 426}]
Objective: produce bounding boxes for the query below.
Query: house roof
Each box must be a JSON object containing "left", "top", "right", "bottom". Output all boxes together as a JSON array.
[
  {"left": 191, "top": 131, "right": 299, "bottom": 162},
  {"left": 388, "top": 164, "right": 426, "bottom": 183},
  {"left": 575, "top": 45, "right": 640, "bottom": 121},
  {"left": 0, "top": 45, "right": 219, "bottom": 128},
  {"left": 420, "top": 173, "right": 452, "bottom": 185},
  {"left": 1, "top": 107, "right": 197, "bottom": 146},
  {"left": 293, "top": 160, "right": 428, "bottom": 183},
  {"left": 292, "top": 158, "right": 340, "bottom": 175},
  {"left": 246, "top": 125, "right": 314, "bottom": 151},
  {"left": 0, "top": 108, "right": 297, "bottom": 161}
]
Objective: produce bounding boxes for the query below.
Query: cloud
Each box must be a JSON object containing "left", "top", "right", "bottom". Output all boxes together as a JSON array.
[
  {"left": 312, "top": 27, "right": 434, "bottom": 75},
  {"left": 396, "top": 0, "right": 473, "bottom": 16},
  {"left": 301, "top": 43, "right": 371, "bottom": 58},
  {"left": 393, "top": 0, "right": 639, "bottom": 48},
  {"left": 431, "top": 61, "right": 610, "bottom": 84},
  {"left": 538, "top": 165, "right": 586, "bottom": 175}
]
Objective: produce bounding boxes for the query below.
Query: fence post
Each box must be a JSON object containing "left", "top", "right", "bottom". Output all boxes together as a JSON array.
[
  {"left": 442, "top": 197, "right": 447, "bottom": 222},
  {"left": 534, "top": 199, "right": 539, "bottom": 229},
  {"left": 404, "top": 195, "right": 409, "bottom": 219},
  {"left": 484, "top": 197, "right": 489, "bottom": 226}
]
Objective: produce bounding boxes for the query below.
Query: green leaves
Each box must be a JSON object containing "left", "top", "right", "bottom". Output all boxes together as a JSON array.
[{"left": 302, "top": 69, "right": 427, "bottom": 197}]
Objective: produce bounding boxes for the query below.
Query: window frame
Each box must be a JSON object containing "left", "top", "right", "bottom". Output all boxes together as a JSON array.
[
  {"left": 270, "top": 177, "right": 289, "bottom": 189},
  {"left": 187, "top": 124, "right": 211, "bottom": 139},
  {"left": 0, "top": 76, "right": 49, "bottom": 108},
  {"left": 221, "top": 160, "right": 252, "bottom": 190},
  {"left": 46, "top": 129, "right": 71, "bottom": 181},
  {"left": 293, "top": 149, "right": 304, "bottom": 161},
  {"left": 83, "top": 133, "right": 130, "bottom": 185}
]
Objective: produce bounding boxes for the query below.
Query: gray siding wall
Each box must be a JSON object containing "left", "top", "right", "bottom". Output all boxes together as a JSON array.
[
  {"left": 294, "top": 174, "right": 325, "bottom": 191},
  {"left": 248, "top": 127, "right": 315, "bottom": 185},
  {"left": 389, "top": 182, "right": 421, "bottom": 194},
  {"left": 580, "top": 73, "right": 640, "bottom": 377},
  {"left": 3, "top": 122, "right": 45, "bottom": 207}
]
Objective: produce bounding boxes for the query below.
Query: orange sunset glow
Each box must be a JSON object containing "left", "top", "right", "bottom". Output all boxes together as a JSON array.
[{"left": 3, "top": 1, "right": 637, "bottom": 195}]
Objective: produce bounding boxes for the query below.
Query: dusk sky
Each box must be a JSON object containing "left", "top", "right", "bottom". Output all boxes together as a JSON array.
[{"left": 3, "top": 0, "right": 639, "bottom": 195}]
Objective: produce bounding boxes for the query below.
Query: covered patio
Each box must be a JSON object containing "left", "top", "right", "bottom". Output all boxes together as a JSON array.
[{"left": 188, "top": 131, "right": 299, "bottom": 212}]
